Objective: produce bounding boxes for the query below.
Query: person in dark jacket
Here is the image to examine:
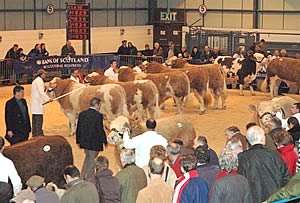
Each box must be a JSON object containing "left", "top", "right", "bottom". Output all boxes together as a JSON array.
[
  {"left": 200, "top": 46, "right": 213, "bottom": 64},
  {"left": 195, "top": 146, "right": 220, "bottom": 187},
  {"left": 210, "top": 150, "right": 253, "bottom": 203},
  {"left": 142, "top": 44, "right": 153, "bottom": 56},
  {"left": 166, "top": 41, "right": 179, "bottom": 59},
  {"left": 210, "top": 47, "right": 222, "bottom": 61},
  {"left": 40, "top": 43, "right": 49, "bottom": 57},
  {"left": 5, "top": 85, "right": 31, "bottom": 145},
  {"left": 16, "top": 48, "right": 27, "bottom": 61},
  {"left": 5, "top": 44, "right": 19, "bottom": 59},
  {"left": 191, "top": 46, "right": 201, "bottom": 60},
  {"left": 117, "top": 40, "right": 129, "bottom": 55},
  {"left": 61, "top": 41, "right": 76, "bottom": 56},
  {"left": 193, "top": 135, "right": 219, "bottom": 166},
  {"left": 238, "top": 126, "right": 290, "bottom": 203},
  {"left": 266, "top": 117, "right": 283, "bottom": 151},
  {"left": 28, "top": 44, "right": 42, "bottom": 58},
  {"left": 127, "top": 42, "right": 137, "bottom": 55},
  {"left": 76, "top": 97, "right": 107, "bottom": 180},
  {"left": 90, "top": 156, "right": 121, "bottom": 203},
  {"left": 287, "top": 117, "right": 300, "bottom": 144}
]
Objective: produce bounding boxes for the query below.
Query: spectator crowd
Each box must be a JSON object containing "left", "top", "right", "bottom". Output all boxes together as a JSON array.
[{"left": 1, "top": 93, "right": 300, "bottom": 202}]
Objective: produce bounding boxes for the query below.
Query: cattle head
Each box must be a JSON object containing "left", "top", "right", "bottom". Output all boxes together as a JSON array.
[
  {"left": 47, "top": 77, "right": 61, "bottom": 99},
  {"left": 249, "top": 101, "right": 284, "bottom": 127},
  {"left": 107, "top": 116, "right": 144, "bottom": 146},
  {"left": 107, "top": 116, "right": 131, "bottom": 146},
  {"left": 165, "top": 56, "right": 179, "bottom": 67},
  {"left": 84, "top": 72, "right": 100, "bottom": 83},
  {"left": 215, "top": 56, "right": 243, "bottom": 76}
]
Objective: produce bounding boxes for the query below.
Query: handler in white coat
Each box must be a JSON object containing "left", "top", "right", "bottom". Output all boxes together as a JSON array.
[
  {"left": 123, "top": 119, "right": 168, "bottom": 168},
  {"left": 30, "top": 69, "right": 52, "bottom": 136},
  {"left": 104, "top": 59, "right": 118, "bottom": 81}
]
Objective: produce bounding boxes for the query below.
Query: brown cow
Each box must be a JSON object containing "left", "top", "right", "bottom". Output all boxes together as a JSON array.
[
  {"left": 118, "top": 67, "right": 190, "bottom": 114},
  {"left": 261, "top": 57, "right": 300, "bottom": 97},
  {"left": 3, "top": 136, "right": 73, "bottom": 187},
  {"left": 47, "top": 78, "right": 129, "bottom": 135},
  {"left": 85, "top": 72, "right": 160, "bottom": 121},
  {"left": 166, "top": 57, "right": 227, "bottom": 110}
]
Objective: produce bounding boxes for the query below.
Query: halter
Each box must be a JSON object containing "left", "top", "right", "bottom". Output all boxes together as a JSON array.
[
  {"left": 111, "top": 128, "right": 125, "bottom": 138},
  {"left": 256, "top": 56, "right": 266, "bottom": 64},
  {"left": 258, "top": 107, "right": 285, "bottom": 119}
]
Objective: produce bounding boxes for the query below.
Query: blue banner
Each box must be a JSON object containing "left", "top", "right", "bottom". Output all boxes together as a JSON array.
[{"left": 12, "top": 54, "right": 118, "bottom": 74}]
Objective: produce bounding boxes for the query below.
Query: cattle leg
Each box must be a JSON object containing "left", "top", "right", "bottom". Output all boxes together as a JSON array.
[
  {"left": 250, "top": 86, "right": 255, "bottom": 96},
  {"left": 212, "top": 93, "right": 219, "bottom": 110},
  {"left": 193, "top": 90, "right": 206, "bottom": 114},
  {"left": 239, "top": 84, "right": 244, "bottom": 96},
  {"left": 66, "top": 113, "right": 77, "bottom": 136},
  {"left": 269, "top": 76, "right": 279, "bottom": 97},
  {"left": 174, "top": 97, "right": 183, "bottom": 114}
]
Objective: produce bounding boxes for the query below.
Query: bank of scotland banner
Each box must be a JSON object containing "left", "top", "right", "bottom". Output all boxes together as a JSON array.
[{"left": 12, "top": 55, "right": 92, "bottom": 74}]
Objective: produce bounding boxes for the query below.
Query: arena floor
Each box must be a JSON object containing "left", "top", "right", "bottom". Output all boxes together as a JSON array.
[{"left": 1, "top": 84, "right": 298, "bottom": 174}]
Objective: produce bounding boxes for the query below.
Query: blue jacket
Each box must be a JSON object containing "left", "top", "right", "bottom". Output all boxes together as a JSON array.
[{"left": 173, "top": 170, "right": 209, "bottom": 203}]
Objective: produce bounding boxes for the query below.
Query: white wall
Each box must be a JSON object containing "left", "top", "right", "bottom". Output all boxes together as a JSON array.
[{"left": 0, "top": 25, "right": 153, "bottom": 58}]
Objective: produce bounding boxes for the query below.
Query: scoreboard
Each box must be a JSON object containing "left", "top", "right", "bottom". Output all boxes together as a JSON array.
[{"left": 66, "top": 3, "right": 90, "bottom": 40}]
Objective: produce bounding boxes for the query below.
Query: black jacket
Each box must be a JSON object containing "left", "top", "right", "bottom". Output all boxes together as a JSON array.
[
  {"left": 76, "top": 108, "right": 107, "bottom": 151},
  {"left": 5, "top": 97, "right": 31, "bottom": 144},
  {"left": 61, "top": 45, "right": 76, "bottom": 56},
  {"left": 117, "top": 46, "right": 129, "bottom": 55},
  {"left": 5, "top": 48, "right": 18, "bottom": 59},
  {"left": 288, "top": 126, "right": 300, "bottom": 145},
  {"left": 237, "top": 144, "right": 290, "bottom": 203}
]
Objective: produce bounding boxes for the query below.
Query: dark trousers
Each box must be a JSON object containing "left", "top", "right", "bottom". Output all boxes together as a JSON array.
[
  {"left": 0, "top": 182, "right": 13, "bottom": 203},
  {"left": 32, "top": 114, "right": 44, "bottom": 136},
  {"left": 5, "top": 133, "right": 29, "bottom": 145},
  {"left": 81, "top": 149, "right": 99, "bottom": 180}
]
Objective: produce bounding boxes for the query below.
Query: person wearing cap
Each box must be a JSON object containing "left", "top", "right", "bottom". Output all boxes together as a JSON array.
[
  {"left": 17, "top": 175, "right": 60, "bottom": 203},
  {"left": 30, "top": 69, "right": 52, "bottom": 137},
  {"left": 0, "top": 137, "right": 22, "bottom": 202}
]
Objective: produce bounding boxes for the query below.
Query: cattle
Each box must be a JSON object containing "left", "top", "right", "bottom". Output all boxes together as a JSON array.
[
  {"left": 165, "top": 57, "right": 227, "bottom": 111},
  {"left": 215, "top": 53, "right": 268, "bottom": 95},
  {"left": 118, "top": 67, "right": 190, "bottom": 114},
  {"left": 108, "top": 115, "right": 196, "bottom": 148},
  {"left": 261, "top": 57, "right": 300, "bottom": 97},
  {"left": 47, "top": 78, "right": 129, "bottom": 135},
  {"left": 3, "top": 136, "right": 73, "bottom": 187},
  {"left": 84, "top": 72, "right": 160, "bottom": 121},
  {"left": 249, "top": 96, "right": 297, "bottom": 128}
]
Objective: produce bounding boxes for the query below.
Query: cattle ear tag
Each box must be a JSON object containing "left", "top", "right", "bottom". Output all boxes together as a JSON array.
[
  {"left": 43, "top": 145, "right": 51, "bottom": 152},
  {"left": 177, "top": 122, "right": 183, "bottom": 128},
  {"left": 165, "top": 75, "right": 169, "bottom": 79},
  {"left": 279, "top": 58, "right": 283, "bottom": 61}
]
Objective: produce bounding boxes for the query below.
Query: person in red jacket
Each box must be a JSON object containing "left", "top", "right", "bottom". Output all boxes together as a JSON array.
[{"left": 274, "top": 130, "right": 298, "bottom": 176}]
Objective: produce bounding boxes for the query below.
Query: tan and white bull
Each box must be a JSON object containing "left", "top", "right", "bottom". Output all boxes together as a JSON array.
[
  {"left": 118, "top": 67, "right": 190, "bottom": 114},
  {"left": 47, "top": 77, "right": 129, "bottom": 135},
  {"left": 85, "top": 72, "right": 160, "bottom": 121},
  {"left": 249, "top": 96, "right": 297, "bottom": 128}
]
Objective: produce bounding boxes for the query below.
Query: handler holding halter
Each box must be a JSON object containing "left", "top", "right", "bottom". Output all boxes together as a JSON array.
[{"left": 30, "top": 69, "right": 52, "bottom": 136}]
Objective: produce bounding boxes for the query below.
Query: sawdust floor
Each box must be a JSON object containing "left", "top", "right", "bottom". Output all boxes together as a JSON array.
[{"left": 1, "top": 84, "right": 297, "bottom": 174}]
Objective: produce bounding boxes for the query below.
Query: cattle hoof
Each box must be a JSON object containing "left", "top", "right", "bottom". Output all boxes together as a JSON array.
[
  {"left": 213, "top": 107, "right": 218, "bottom": 110},
  {"left": 239, "top": 93, "right": 244, "bottom": 96},
  {"left": 199, "top": 110, "right": 206, "bottom": 115},
  {"left": 222, "top": 106, "right": 226, "bottom": 110},
  {"left": 251, "top": 93, "right": 256, "bottom": 96}
]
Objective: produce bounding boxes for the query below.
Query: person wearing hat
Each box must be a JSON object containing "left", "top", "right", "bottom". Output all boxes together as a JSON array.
[
  {"left": 24, "top": 175, "right": 60, "bottom": 203},
  {"left": 30, "top": 69, "right": 52, "bottom": 137}
]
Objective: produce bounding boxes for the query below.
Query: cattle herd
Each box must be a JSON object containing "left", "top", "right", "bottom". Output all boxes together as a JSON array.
[{"left": 4, "top": 54, "right": 300, "bottom": 185}]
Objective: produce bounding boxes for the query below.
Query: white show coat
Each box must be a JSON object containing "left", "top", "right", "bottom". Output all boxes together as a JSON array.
[
  {"left": 0, "top": 153, "right": 22, "bottom": 195},
  {"left": 30, "top": 76, "right": 50, "bottom": 114},
  {"left": 104, "top": 67, "right": 118, "bottom": 81},
  {"left": 123, "top": 130, "right": 168, "bottom": 168},
  {"left": 70, "top": 75, "right": 80, "bottom": 83}
]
